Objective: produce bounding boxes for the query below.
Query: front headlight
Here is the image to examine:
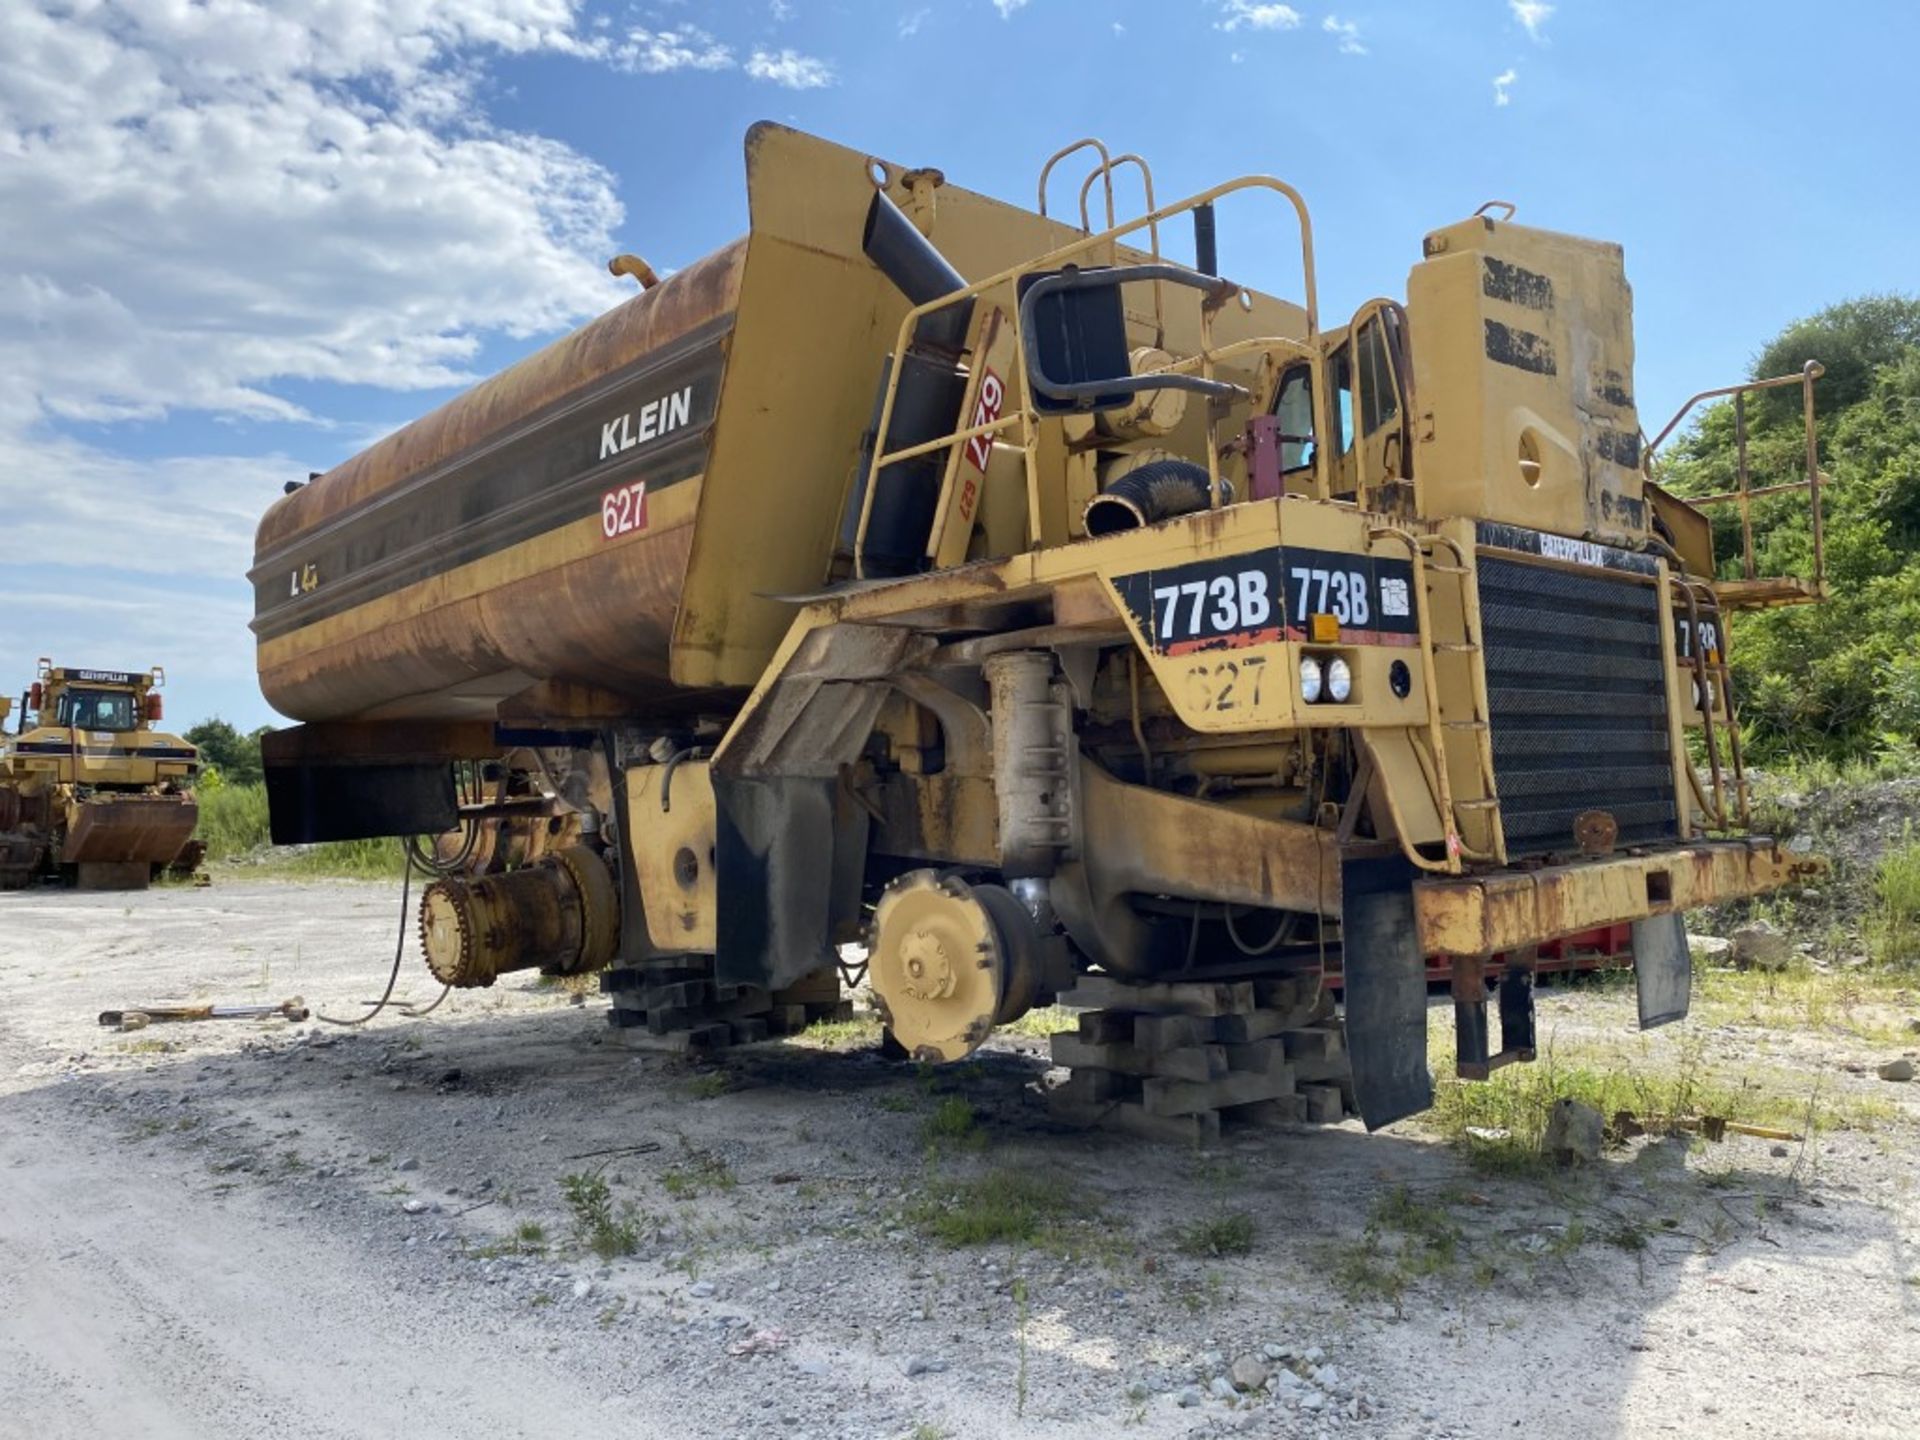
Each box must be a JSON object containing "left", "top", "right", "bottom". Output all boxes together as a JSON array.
[
  {"left": 1326, "top": 657, "right": 1353, "bottom": 703},
  {"left": 1299, "top": 656, "right": 1323, "bottom": 704}
]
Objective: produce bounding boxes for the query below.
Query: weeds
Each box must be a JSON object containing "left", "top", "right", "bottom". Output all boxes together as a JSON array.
[
  {"left": 683, "top": 1071, "right": 731, "bottom": 1100},
  {"left": 1174, "top": 1211, "right": 1256, "bottom": 1258},
  {"left": 792, "top": 1013, "right": 882, "bottom": 1048},
  {"left": 997, "top": 1005, "right": 1078, "bottom": 1039},
  {"left": 910, "top": 1169, "right": 1076, "bottom": 1247},
  {"left": 560, "top": 1170, "right": 640, "bottom": 1259},
  {"left": 1013, "top": 1276, "right": 1030, "bottom": 1416},
  {"left": 196, "top": 781, "right": 402, "bottom": 875},
  {"left": 661, "top": 1149, "right": 737, "bottom": 1199},
  {"left": 1332, "top": 1187, "right": 1465, "bottom": 1308},
  {"left": 1871, "top": 826, "right": 1920, "bottom": 965},
  {"left": 921, "top": 1096, "right": 982, "bottom": 1150}
]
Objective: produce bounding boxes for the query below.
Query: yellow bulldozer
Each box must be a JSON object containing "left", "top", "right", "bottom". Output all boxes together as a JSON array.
[
  {"left": 251, "top": 125, "right": 1826, "bottom": 1136},
  {"left": 1, "top": 660, "right": 203, "bottom": 890}
]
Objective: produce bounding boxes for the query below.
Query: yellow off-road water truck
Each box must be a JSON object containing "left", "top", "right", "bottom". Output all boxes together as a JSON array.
[
  {"left": 1, "top": 660, "right": 202, "bottom": 890},
  {"left": 249, "top": 126, "right": 1826, "bottom": 1138}
]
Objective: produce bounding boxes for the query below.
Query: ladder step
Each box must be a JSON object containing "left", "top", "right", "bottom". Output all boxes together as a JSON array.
[
  {"left": 1443, "top": 720, "right": 1489, "bottom": 731},
  {"left": 1433, "top": 642, "right": 1480, "bottom": 654},
  {"left": 1423, "top": 564, "right": 1471, "bottom": 575},
  {"left": 1454, "top": 798, "right": 1502, "bottom": 811}
]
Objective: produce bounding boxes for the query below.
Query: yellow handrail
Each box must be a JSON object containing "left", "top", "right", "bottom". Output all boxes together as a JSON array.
[{"left": 854, "top": 173, "right": 1325, "bottom": 577}]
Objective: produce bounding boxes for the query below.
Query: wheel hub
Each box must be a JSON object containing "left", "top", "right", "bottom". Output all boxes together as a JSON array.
[{"left": 869, "top": 870, "right": 1006, "bottom": 1064}]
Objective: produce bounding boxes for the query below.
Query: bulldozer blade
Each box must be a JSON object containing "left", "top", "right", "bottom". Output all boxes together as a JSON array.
[
  {"left": 1632, "top": 912, "right": 1692, "bottom": 1029},
  {"left": 1340, "top": 854, "right": 1433, "bottom": 1130},
  {"left": 60, "top": 795, "right": 199, "bottom": 868}
]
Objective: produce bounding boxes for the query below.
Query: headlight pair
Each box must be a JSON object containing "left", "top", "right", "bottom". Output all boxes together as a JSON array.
[{"left": 1299, "top": 654, "right": 1352, "bottom": 704}]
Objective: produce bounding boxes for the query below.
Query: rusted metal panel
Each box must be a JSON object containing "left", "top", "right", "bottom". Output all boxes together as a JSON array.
[{"left": 1415, "top": 840, "right": 1818, "bottom": 955}]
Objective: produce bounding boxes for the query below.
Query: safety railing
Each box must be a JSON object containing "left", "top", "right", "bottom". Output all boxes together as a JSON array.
[
  {"left": 853, "top": 168, "right": 1326, "bottom": 578},
  {"left": 1643, "top": 360, "right": 1827, "bottom": 609}
]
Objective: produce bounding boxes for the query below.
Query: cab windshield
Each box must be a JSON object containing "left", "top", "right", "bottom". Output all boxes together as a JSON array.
[{"left": 55, "top": 690, "right": 136, "bottom": 731}]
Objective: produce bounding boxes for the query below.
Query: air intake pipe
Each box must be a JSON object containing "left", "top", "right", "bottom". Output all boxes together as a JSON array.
[
  {"left": 845, "top": 193, "right": 977, "bottom": 577},
  {"left": 1083, "top": 458, "right": 1229, "bottom": 537}
]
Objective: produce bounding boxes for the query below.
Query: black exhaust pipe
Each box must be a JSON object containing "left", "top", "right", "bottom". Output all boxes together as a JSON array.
[
  {"left": 862, "top": 192, "right": 976, "bottom": 355},
  {"left": 845, "top": 192, "right": 978, "bottom": 577}
]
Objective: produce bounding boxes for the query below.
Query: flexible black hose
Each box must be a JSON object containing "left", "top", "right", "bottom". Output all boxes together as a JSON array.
[{"left": 314, "top": 848, "right": 451, "bottom": 1025}]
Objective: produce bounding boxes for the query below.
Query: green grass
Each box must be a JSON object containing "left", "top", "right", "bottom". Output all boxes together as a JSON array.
[
  {"left": 560, "top": 1170, "right": 641, "bottom": 1259},
  {"left": 997, "top": 1005, "right": 1078, "bottom": 1039},
  {"left": 194, "top": 780, "right": 404, "bottom": 877},
  {"left": 1173, "top": 1211, "right": 1256, "bottom": 1258},
  {"left": 909, "top": 1168, "right": 1077, "bottom": 1247},
  {"left": 1331, "top": 1187, "right": 1466, "bottom": 1306},
  {"left": 195, "top": 780, "right": 271, "bottom": 860},
  {"left": 1871, "top": 828, "right": 1920, "bottom": 965},
  {"left": 921, "top": 1096, "right": 982, "bottom": 1150},
  {"left": 789, "top": 1013, "right": 883, "bottom": 1048},
  {"left": 1692, "top": 962, "right": 1916, "bottom": 1045}
]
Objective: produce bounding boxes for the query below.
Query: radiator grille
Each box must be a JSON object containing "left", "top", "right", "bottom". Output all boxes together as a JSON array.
[{"left": 1477, "top": 554, "right": 1679, "bottom": 857}]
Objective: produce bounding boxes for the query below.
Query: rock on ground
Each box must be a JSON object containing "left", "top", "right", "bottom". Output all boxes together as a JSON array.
[
  {"left": 1544, "top": 1098, "right": 1606, "bottom": 1164},
  {"left": 1729, "top": 921, "right": 1792, "bottom": 972}
]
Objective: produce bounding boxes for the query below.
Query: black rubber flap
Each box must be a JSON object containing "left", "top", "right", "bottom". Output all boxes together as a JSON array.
[
  {"left": 713, "top": 774, "right": 838, "bottom": 993},
  {"left": 1340, "top": 854, "right": 1433, "bottom": 1129},
  {"left": 1632, "top": 912, "right": 1692, "bottom": 1029}
]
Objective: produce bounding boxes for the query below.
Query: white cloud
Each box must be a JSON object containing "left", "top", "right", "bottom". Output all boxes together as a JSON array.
[
  {"left": 993, "top": 0, "right": 1031, "bottom": 17},
  {"left": 0, "top": 1, "right": 835, "bottom": 727},
  {"left": 1113, "top": 22, "right": 1126, "bottom": 36},
  {"left": 1217, "top": 3, "right": 1302, "bottom": 32},
  {"left": 1510, "top": 1, "right": 1553, "bottom": 41},
  {"left": 900, "top": 8, "right": 931, "bottom": 37},
  {"left": 612, "top": 25, "right": 734, "bottom": 73},
  {"left": 1493, "top": 67, "right": 1517, "bottom": 106},
  {"left": 1323, "top": 15, "right": 1365, "bottom": 54},
  {"left": 771, "top": 0, "right": 796, "bottom": 19},
  {"left": 745, "top": 47, "right": 835, "bottom": 88}
]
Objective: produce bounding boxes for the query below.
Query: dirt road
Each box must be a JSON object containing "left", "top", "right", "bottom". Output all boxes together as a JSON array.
[{"left": 2, "top": 880, "right": 1915, "bottom": 1438}]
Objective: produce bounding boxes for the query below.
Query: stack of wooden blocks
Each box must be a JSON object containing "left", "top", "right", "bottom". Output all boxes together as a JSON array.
[
  {"left": 601, "top": 962, "right": 850, "bottom": 1052},
  {"left": 1046, "top": 973, "right": 1353, "bottom": 1146}
]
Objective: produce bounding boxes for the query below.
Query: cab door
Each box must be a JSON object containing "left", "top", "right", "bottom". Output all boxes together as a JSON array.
[{"left": 1347, "top": 299, "right": 1414, "bottom": 508}]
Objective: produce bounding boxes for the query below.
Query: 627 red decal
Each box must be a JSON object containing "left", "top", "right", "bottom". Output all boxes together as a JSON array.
[{"left": 600, "top": 481, "right": 648, "bottom": 539}]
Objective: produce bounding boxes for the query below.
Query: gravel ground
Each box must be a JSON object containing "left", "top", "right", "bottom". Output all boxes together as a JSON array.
[{"left": 1, "top": 878, "right": 1916, "bottom": 1439}]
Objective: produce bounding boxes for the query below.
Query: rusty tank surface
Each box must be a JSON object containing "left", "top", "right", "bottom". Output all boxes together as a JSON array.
[
  {"left": 0, "top": 661, "right": 202, "bottom": 890},
  {"left": 255, "top": 123, "right": 1826, "bottom": 1140}
]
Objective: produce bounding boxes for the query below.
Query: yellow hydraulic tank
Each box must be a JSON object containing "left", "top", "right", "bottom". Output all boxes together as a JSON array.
[{"left": 251, "top": 124, "right": 1308, "bottom": 724}]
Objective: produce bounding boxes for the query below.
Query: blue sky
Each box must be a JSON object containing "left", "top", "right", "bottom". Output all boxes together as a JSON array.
[{"left": 3, "top": 1, "right": 1915, "bottom": 732}]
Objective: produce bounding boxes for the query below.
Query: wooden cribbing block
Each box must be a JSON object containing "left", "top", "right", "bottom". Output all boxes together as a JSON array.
[
  {"left": 1057, "top": 977, "right": 1255, "bottom": 1017},
  {"left": 1051, "top": 1032, "right": 1226, "bottom": 1082},
  {"left": 766, "top": 1004, "right": 809, "bottom": 1034},
  {"left": 1282, "top": 1028, "right": 1344, "bottom": 1061},
  {"left": 1221, "top": 1039, "right": 1292, "bottom": 1081},
  {"left": 1077, "top": 1009, "right": 1137, "bottom": 1044},
  {"left": 1300, "top": 1083, "right": 1345, "bottom": 1123},
  {"left": 1227, "top": 1095, "right": 1309, "bottom": 1126},
  {"left": 1050, "top": 1069, "right": 1140, "bottom": 1107},
  {"left": 1142, "top": 1069, "right": 1290, "bottom": 1117},
  {"left": 1131, "top": 1013, "right": 1220, "bottom": 1050}
]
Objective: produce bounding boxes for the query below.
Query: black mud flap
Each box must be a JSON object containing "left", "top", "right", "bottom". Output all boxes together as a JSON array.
[
  {"left": 1340, "top": 855, "right": 1433, "bottom": 1129},
  {"left": 1632, "top": 912, "right": 1691, "bottom": 1029},
  {"left": 713, "top": 774, "right": 839, "bottom": 993}
]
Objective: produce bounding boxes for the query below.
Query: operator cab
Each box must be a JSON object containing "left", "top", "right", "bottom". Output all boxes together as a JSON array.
[
  {"left": 1266, "top": 302, "right": 1413, "bottom": 506},
  {"left": 56, "top": 690, "right": 136, "bottom": 732}
]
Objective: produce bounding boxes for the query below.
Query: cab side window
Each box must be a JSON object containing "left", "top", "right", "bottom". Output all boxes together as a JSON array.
[
  {"left": 1356, "top": 318, "right": 1399, "bottom": 435},
  {"left": 1273, "top": 364, "right": 1316, "bottom": 471},
  {"left": 1328, "top": 344, "right": 1354, "bottom": 456}
]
